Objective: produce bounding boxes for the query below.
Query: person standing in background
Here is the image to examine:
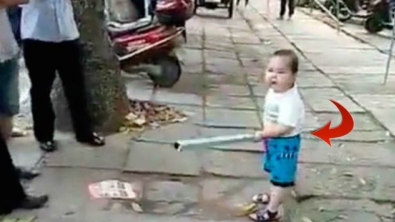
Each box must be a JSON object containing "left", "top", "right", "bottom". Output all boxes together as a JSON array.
[
  {"left": 6, "top": 5, "right": 28, "bottom": 138},
  {"left": 278, "top": 0, "right": 295, "bottom": 20},
  {"left": 0, "top": 0, "right": 48, "bottom": 214},
  {"left": 21, "top": 0, "right": 105, "bottom": 152},
  {"left": 0, "top": 130, "right": 48, "bottom": 214}
]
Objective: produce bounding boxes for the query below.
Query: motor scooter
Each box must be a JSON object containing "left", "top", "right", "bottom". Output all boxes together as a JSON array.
[
  {"left": 364, "top": 0, "right": 394, "bottom": 33},
  {"left": 323, "top": 0, "right": 370, "bottom": 22},
  {"left": 104, "top": 0, "right": 191, "bottom": 88}
]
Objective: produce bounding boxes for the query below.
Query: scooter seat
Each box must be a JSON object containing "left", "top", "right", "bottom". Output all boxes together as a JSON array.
[{"left": 107, "top": 16, "right": 155, "bottom": 37}]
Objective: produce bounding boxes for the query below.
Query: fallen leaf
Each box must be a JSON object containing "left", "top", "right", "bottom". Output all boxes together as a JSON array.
[
  {"left": 291, "top": 189, "right": 298, "bottom": 198},
  {"left": 133, "top": 117, "right": 146, "bottom": 126},
  {"left": 125, "top": 112, "right": 137, "bottom": 121},
  {"left": 302, "top": 216, "right": 313, "bottom": 222},
  {"left": 342, "top": 172, "right": 353, "bottom": 177},
  {"left": 131, "top": 202, "right": 143, "bottom": 213}
]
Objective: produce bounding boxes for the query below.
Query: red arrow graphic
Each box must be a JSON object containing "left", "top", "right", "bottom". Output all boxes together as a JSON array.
[{"left": 310, "top": 100, "right": 354, "bottom": 146}]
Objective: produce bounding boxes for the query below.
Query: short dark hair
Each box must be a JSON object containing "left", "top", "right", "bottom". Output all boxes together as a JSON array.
[{"left": 272, "top": 49, "right": 299, "bottom": 74}]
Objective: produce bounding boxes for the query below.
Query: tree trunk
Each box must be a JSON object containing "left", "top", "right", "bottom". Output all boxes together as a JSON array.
[{"left": 52, "top": 0, "right": 129, "bottom": 133}]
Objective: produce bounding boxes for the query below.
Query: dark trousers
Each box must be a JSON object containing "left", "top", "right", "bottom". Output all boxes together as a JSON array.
[
  {"left": 0, "top": 134, "right": 26, "bottom": 214},
  {"left": 23, "top": 39, "right": 93, "bottom": 142},
  {"left": 280, "top": 0, "right": 295, "bottom": 17}
]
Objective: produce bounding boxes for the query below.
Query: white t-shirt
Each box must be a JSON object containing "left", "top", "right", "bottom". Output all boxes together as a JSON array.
[
  {"left": 263, "top": 84, "right": 305, "bottom": 137},
  {"left": 21, "top": 0, "right": 79, "bottom": 42},
  {"left": 0, "top": 9, "right": 19, "bottom": 62}
]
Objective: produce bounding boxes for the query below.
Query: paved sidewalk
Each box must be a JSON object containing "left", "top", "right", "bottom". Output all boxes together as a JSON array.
[
  {"left": 3, "top": 2, "right": 395, "bottom": 222},
  {"left": 298, "top": 6, "right": 395, "bottom": 54}
]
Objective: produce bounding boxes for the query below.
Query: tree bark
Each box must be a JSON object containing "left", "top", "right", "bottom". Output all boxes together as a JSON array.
[{"left": 52, "top": 0, "right": 129, "bottom": 133}]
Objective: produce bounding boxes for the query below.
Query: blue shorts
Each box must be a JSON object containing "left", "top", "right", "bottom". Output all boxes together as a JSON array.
[
  {"left": 0, "top": 58, "right": 20, "bottom": 116},
  {"left": 263, "top": 135, "right": 301, "bottom": 187}
]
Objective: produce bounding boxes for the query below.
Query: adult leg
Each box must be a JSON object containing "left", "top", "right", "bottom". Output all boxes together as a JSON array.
[
  {"left": 0, "top": 133, "right": 48, "bottom": 215},
  {"left": 23, "top": 40, "right": 57, "bottom": 152},
  {"left": 288, "top": 0, "right": 295, "bottom": 18},
  {"left": 56, "top": 40, "right": 104, "bottom": 146},
  {"left": 0, "top": 58, "right": 19, "bottom": 140},
  {"left": 279, "top": 0, "right": 287, "bottom": 18},
  {"left": 6, "top": 55, "right": 27, "bottom": 138}
]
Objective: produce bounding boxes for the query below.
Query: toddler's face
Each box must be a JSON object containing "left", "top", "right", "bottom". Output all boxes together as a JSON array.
[{"left": 264, "top": 56, "right": 296, "bottom": 92}]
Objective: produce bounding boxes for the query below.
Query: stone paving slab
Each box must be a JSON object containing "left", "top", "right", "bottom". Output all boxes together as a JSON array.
[
  {"left": 291, "top": 199, "right": 393, "bottom": 222},
  {"left": 327, "top": 130, "right": 392, "bottom": 143},
  {"left": 302, "top": 49, "right": 389, "bottom": 62},
  {"left": 28, "top": 168, "right": 119, "bottom": 222},
  {"left": 124, "top": 142, "right": 201, "bottom": 176},
  {"left": 318, "top": 65, "right": 395, "bottom": 75},
  {"left": 330, "top": 74, "right": 395, "bottom": 95},
  {"left": 8, "top": 136, "right": 43, "bottom": 169},
  {"left": 300, "top": 88, "right": 364, "bottom": 113},
  {"left": 207, "top": 85, "right": 250, "bottom": 97},
  {"left": 205, "top": 62, "right": 245, "bottom": 76},
  {"left": 32, "top": 211, "right": 250, "bottom": 222},
  {"left": 206, "top": 95, "right": 256, "bottom": 109},
  {"left": 204, "top": 73, "right": 248, "bottom": 86},
  {"left": 351, "top": 95, "right": 395, "bottom": 136},
  {"left": 204, "top": 49, "right": 238, "bottom": 60},
  {"left": 315, "top": 112, "right": 384, "bottom": 131},
  {"left": 336, "top": 81, "right": 395, "bottom": 95},
  {"left": 300, "top": 140, "right": 395, "bottom": 167},
  {"left": 145, "top": 180, "right": 199, "bottom": 203},
  {"left": 45, "top": 134, "right": 130, "bottom": 170},
  {"left": 192, "top": 108, "right": 262, "bottom": 129},
  {"left": 125, "top": 79, "right": 203, "bottom": 106},
  {"left": 184, "top": 35, "right": 203, "bottom": 49},
  {"left": 296, "top": 73, "right": 334, "bottom": 87},
  {"left": 204, "top": 40, "right": 235, "bottom": 52},
  {"left": 137, "top": 123, "right": 201, "bottom": 143},
  {"left": 297, "top": 164, "right": 395, "bottom": 201},
  {"left": 202, "top": 150, "right": 263, "bottom": 178}
]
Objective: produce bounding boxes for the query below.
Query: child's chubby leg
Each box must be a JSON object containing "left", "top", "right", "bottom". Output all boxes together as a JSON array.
[
  {"left": 251, "top": 139, "right": 272, "bottom": 204},
  {"left": 249, "top": 136, "right": 300, "bottom": 221}
]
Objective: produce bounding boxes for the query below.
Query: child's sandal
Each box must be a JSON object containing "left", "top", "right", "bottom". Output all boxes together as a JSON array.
[
  {"left": 248, "top": 209, "right": 280, "bottom": 222},
  {"left": 252, "top": 193, "right": 270, "bottom": 204}
]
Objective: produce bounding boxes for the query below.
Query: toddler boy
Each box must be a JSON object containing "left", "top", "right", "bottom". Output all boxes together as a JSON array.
[{"left": 250, "top": 49, "right": 305, "bottom": 221}]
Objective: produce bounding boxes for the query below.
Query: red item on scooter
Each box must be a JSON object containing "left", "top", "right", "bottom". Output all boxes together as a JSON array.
[
  {"left": 113, "top": 26, "right": 168, "bottom": 45},
  {"left": 155, "top": 0, "right": 194, "bottom": 25},
  {"left": 112, "top": 26, "right": 179, "bottom": 55}
]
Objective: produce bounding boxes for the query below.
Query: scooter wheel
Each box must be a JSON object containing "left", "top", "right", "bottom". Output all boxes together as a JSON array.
[
  {"left": 329, "top": 5, "right": 351, "bottom": 22},
  {"left": 148, "top": 56, "right": 182, "bottom": 88},
  {"left": 364, "top": 16, "right": 384, "bottom": 33}
]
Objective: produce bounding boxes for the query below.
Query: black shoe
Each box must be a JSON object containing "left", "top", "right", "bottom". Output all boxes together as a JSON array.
[
  {"left": 39, "top": 140, "right": 57, "bottom": 152},
  {"left": 76, "top": 132, "right": 105, "bottom": 147},
  {"left": 16, "top": 167, "right": 40, "bottom": 180},
  {"left": 19, "top": 195, "right": 48, "bottom": 210}
]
